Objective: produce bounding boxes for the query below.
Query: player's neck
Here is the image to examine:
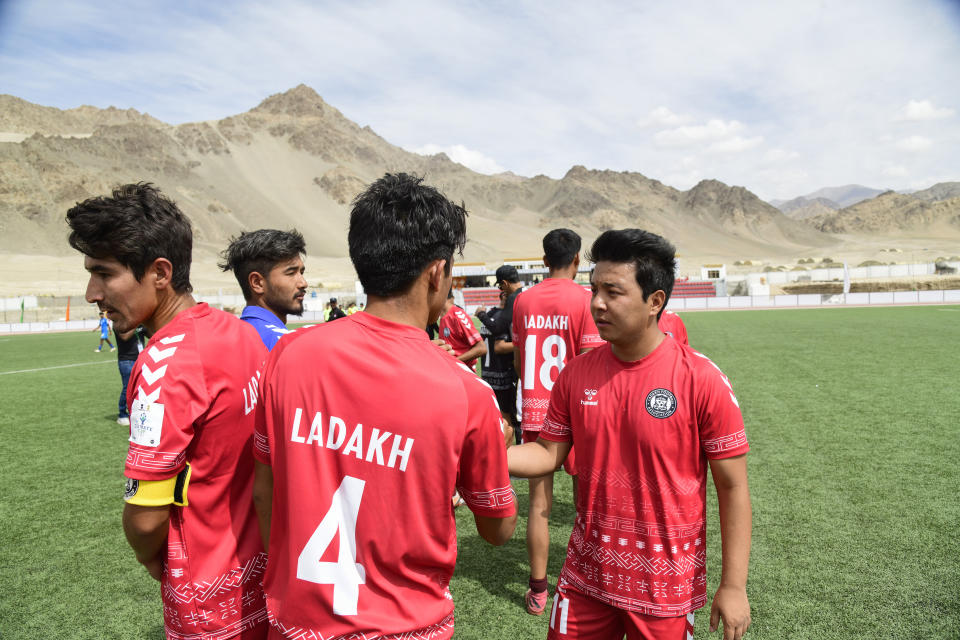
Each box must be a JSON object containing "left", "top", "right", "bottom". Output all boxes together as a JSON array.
[
  {"left": 247, "top": 295, "right": 286, "bottom": 325},
  {"left": 611, "top": 328, "right": 665, "bottom": 362},
  {"left": 546, "top": 265, "right": 578, "bottom": 280},
  {"left": 145, "top": 292, "right": 197, "bottom": 335},
  {"left": 365, "top": 295, "right": 432, "bottom": 331}
]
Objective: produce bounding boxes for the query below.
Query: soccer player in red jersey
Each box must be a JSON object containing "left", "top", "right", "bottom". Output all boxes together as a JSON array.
[
  {"left": 438, "top": 289, "right": 487, "bottom": 369},
  {"left": 252, "top": 173, "right": 517, "bottom": 640},
  {"left": 658, "top": 309, "right": 688, "bottom": 345},
  {"left": 508, "top": 229, "right": 752, "bottom": 640},
  {"left": 67, "top": 183, "right": 269, "bottom": 639},
  {"left": 511, "top": 229, "right": 605, "bottom": 615}
]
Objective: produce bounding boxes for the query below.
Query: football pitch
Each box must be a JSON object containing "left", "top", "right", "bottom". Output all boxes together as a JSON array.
[{"left": 1, "top": 305, "right": 958, "bottom": 639}]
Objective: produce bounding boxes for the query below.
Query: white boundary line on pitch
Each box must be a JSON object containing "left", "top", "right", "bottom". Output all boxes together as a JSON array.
[{"left": 0, "top": 360, "right": 114, "bottom": 376}]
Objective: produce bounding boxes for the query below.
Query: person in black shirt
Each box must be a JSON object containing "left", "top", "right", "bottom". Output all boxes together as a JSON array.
[
  {"left": 479, "top": 291, "right": 520, "bottom": 443},
  {"left": 115, "top": 326, "right": 145, "bottom": 426},
  {"left": 327, "top": 297, "right": 347, "bottom": 321},
  {"left": 474, "top": 264, "right": 523, "bottom": 337}
]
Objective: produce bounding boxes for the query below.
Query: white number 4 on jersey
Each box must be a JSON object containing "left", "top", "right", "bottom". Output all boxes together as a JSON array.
[{"left": 297, "top": 475, "right": 367, "bottom": 615}]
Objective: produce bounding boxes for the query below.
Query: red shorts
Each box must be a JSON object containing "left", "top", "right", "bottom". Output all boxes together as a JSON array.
[
  {"left": 547, "top": 583, "right": 695, "bottom": 640},
  {"left": 522, "top": 429, "right": 576, "bottom": 475}
]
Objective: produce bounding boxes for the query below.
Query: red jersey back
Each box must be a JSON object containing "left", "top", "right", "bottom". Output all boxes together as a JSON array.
[
  {"left": 540, "top": 339, "right": 748, "bottom": 617},
  {"left": 438, "top": 304, "right": 483, "bottom": 368},
  {"left": 658, "top": 310, "right": 688, "bottom": 345},
  {"left": 125, "top": 303, "right": 268, "bottom": 638},
  {"left": 511, "top": 279, "right": 604, "bottom": 431},
  {"left": 254, "top": 312, "right": 515, "bottom": 639}
]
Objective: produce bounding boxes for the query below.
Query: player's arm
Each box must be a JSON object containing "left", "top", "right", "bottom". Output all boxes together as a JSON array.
[
  {"left": 708, "top": 454, "right": 752, "bottom": 640},
  {"left": 122, "top": 503, "right": 169, "bottom": 581},
  {"left": 493, "top": 338, "right": 514, "bottom": 355},
  {"left": 457, "top": 338, "right": 487, "bottom": 364},
  {"left": 252, "top": 460, "right": 273, "bottom": 547},
  {"left": 507, "top": 438, "right": 571, "bottom": 477},
  {"left": 474, "top": 512, "right": 516, "bottom": 546}
]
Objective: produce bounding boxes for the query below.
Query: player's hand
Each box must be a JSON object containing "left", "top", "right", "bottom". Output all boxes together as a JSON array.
[
  {"left": 710, "top": 584, "right": 750, "bottom": 640},
  {"left": 501, "top": 419, "right": 514, "bottom": 448},
  {"left": 474, "top": 306, "right": 486, "bottom": 316},
  {"left": 431, "top": 338, "right": 454, "bottom": 355}
]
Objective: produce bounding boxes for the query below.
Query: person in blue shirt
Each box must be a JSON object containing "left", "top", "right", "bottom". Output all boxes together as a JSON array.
[
  {"left": 94, "top": 311, "right": 116, "bottom": 352},
  {"left": 219, "top": 229, "right": 307, "bottom": 350}
]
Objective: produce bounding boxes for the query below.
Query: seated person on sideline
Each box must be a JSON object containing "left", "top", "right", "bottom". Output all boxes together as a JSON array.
[
  {"left": 252, "top": 172, "right": 516, "bottom": 640},
  {"left": 508, "top": 229, "right": 752, "bottom": 640},
  {"left": 219, "top": 229, "right": 308, "bottom": 350},
  {"left": 67, "top": 183, "right": 269, "bottom": 639}
]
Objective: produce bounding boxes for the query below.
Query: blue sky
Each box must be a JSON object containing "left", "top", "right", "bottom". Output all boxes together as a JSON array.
[{"left": 1, "top": 0, "right": 958, "bottom": 200}]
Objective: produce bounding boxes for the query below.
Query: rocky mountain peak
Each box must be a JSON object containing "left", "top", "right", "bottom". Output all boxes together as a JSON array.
[{"left": 253, "top": 84, "right": 332, "bottom": 118}]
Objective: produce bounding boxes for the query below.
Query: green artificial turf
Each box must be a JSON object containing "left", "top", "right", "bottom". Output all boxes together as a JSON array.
[{"left": 1, "top": 306, "right": 958, "bottom": 639}]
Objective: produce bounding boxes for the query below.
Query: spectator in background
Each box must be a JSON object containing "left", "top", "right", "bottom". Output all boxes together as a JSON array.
[
  {"left": 474, "top": 264, "right": 523, "bottom": 338},
  {"left": 327, "top": 297, "right": 347, "bottom": 321},
  {"left": 219, "top": 229, "right": 308, "bottom": 350},
  {"left": 439, "top": 289, "right": 487, "bottom": 369},
  {"left": 346, "top": 301, "right": 359, "bottom": 315},
  {"left": 114, "top": 326, "right": 145, "bottom": 426},
  {"left": 94, "top": 311, "right": 115, "bottom": 352}
]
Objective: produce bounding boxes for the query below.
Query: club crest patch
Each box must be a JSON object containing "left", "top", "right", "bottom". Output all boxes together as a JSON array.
[
  {"left": 645, "top": 388, "right": 677, "bottom": 419},
  {"left": 124, "top": 477, "right": 139, "bottom": 500}
]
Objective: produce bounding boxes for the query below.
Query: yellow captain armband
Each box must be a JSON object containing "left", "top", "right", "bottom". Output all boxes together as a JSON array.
[{"left": 124, "top": 463, "right": 191, "bottom": 507}]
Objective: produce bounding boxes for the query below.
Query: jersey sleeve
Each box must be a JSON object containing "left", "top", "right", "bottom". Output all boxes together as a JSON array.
[
  {"left": 455, "top": 308, "right": 482, "bottom": 346},
  {"left": 455, "top": 374, "right": 517, "bottom": 518},
  {"left": 539, "top": 364, "right": 573, "bottom": 443},
  {"left": 693, "top": 353, "right": 749, "bottom": 459},
  {"left": 253, "top": 338, "right": 286, "bottom": 465},
  {"left": 125, "top": 337, "right": 209, "bottom": 481}
]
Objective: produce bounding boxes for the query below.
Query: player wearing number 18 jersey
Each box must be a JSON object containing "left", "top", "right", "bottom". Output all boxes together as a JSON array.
[
  {"left": 511, "top": 229, "right": 604, "bottom": 615},
  {"left": 252, "top": 173, "right": 517, "bottom": 640},
  {"left": 508, "top": 230, "right": 752, "bottom": 640}
]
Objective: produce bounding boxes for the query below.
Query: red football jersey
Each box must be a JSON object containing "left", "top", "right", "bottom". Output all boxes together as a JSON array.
[
  {"left": 253, "top": 312, "right": 516, "bottom": 639},
  {"left": 511, "top": 278, "right": 604, "bottom": 431},
  {"left": 438, "top": 304, "right": 483, "bottom": 368},
  {"left": 658, "top": 310, "right": 688, "bottom": 346},
  {"left": 540, "top": 339, "right": 748, "bottom": 617},
  {"left": 125, "top": 303, "right": 269, "bottom": 639}
]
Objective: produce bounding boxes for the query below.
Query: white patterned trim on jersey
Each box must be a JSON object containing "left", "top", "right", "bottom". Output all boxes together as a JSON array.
[
  {"left": 126, "top": 448, "right": 186, "bottom": 472},
  {"left": 457, "top": 484, "right": 515, "bottom": 510},
  {"left": 267, "top": 610, "right": 455, "bottom": 640},
  {"left": 702, "top": 429, "right": 748, "bottom": 454},
  {"left": 254, "top": 431, "right": 270, "bottom": 456},
  {"left": 165, "top": 609, "right": 267, "bottom": 640},
  {"left": 163, "top": 552, "right": 268, "bottom": 606}
]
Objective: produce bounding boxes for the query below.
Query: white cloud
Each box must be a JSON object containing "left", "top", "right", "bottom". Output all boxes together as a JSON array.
[
  {"left": 883, "top": 165, "right": 908, "bottom": 177},
  {"left": 899, "top": 99, "right": 955, "bottom": 121},
  {"left": 895, "top": 136, "right": 933, "bottom": 152},
  {"left": 707, "top": 136, "right": 764, "bottom": 154},
  {"left": 653, "top": 120, "right": 744, "bottom": 148},
  {"left": 637, "top": 106, "right": 688, "bottom": 128},
  {"left": 408, "top": 143, "right": 506, "bottom": 175},
  {"left": 764, "top": 148, "right": 800, "bottom": 163}
]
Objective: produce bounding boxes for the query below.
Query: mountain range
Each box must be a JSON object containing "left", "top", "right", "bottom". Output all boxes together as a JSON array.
[{"left": 1, "top": 85, "right": 958, "bottom": 294}]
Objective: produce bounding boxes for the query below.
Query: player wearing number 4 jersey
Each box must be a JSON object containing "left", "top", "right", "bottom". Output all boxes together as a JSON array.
[
  {"left": 509, "top": 229, "right": 752, "bottom": 640},
  {"left": 253, "top": 173, "right": 517, "bottom": 640},
  {"left": 511, "top": 228, "right": 604, "bottom": 615}
]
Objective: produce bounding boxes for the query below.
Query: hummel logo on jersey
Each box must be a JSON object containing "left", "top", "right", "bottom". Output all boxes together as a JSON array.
[
  {"left": 645, "top": 388, "right": 678, "bottom": 418},
  {"left": 581, "top": 389, "right": 598, "bottom": 406}
]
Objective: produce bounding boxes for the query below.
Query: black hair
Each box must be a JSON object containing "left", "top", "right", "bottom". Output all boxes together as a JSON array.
[
  {"left": 543, "top": 228, "right": 581, "bottom": 269},
  {"left": 348, "top": 173, "right": 467, "bottom": 297},
  {"left": 218, "top": 229, "right": 306, "bottom": 301},
  {"left": 66, "top": 183, "right": 193, "bottom": 293},
  {"left": 587, "top": 229, "right": 676, "bottom": 318}
]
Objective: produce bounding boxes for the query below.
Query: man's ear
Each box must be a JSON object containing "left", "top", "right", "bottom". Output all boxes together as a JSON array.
[
  {"left": 248, "top": 271, "right": 267, "bottom": 296},
  {"left": 572, "top": 254, "right": 580, "bottom": 269},
  {"left": 149, "top": 258, "right": 174, "bottom": 290},
  {"left": 648, "top": 290, "right": 666, "bottom": 318},
  {"left": 427, "top": 259, "right": 447, "bottom": 292}
]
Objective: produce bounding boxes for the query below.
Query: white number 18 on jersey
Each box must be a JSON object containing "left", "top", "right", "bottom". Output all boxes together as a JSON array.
[{"left": 297, "top": 475, "right": 367, "bottom": 615}]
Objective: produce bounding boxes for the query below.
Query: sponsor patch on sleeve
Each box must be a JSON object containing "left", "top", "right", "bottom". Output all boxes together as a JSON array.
[{"left": 129, "top": 400, "right": 165, "bottom": 447}]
